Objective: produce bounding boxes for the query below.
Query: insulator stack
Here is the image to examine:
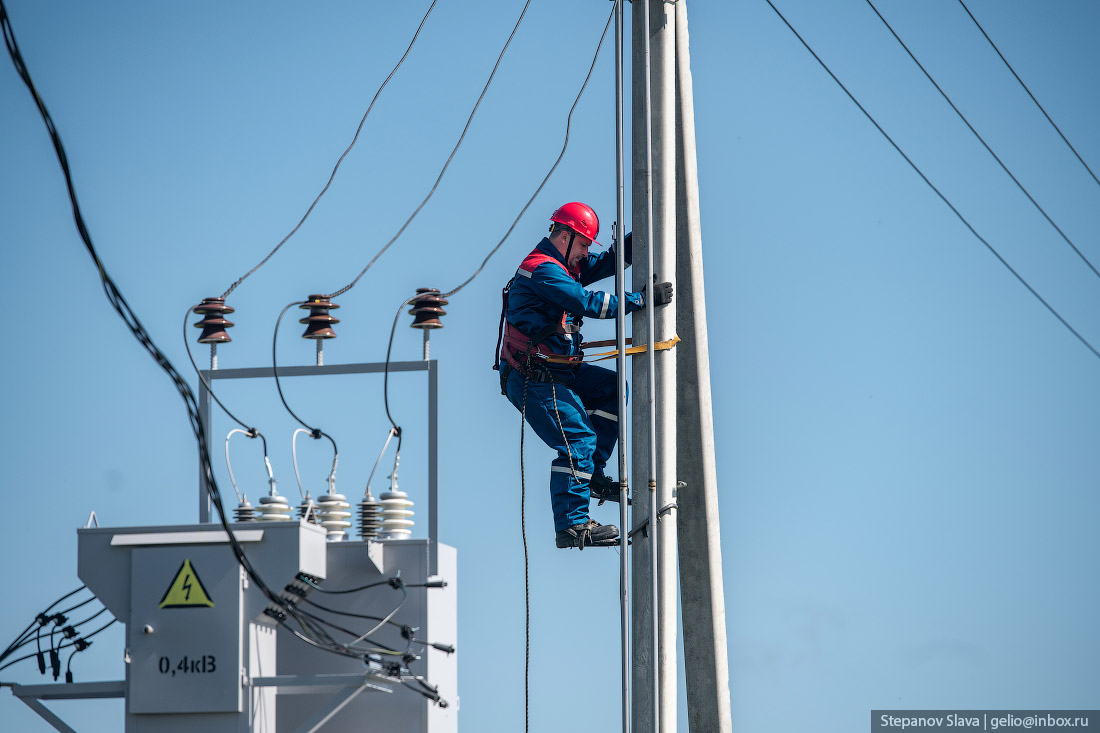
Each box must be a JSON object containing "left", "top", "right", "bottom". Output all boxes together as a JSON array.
[
  {"left": 234, "top": 495, "right": 255, "bottom": 522},
  {"left": 256, "top": 493, "right": 292, "bottom": 521},
  {"left": 378, "top": 489, "right": 414, "bottom": 539},
  {"left": 316, "top": 492, "right": 352, "bottom": 540},
  {"left": 193, "top": 297, "right": 235, "bottom": 344},
  {"left": 297, "top": 492, "right": 319, "bottom": 524},
  {"left": 408, "top": 288, "right": 447, "bottom": 330},
  {"left": 358, "top": 490, "right": 381, "bottom": 540},
  {"left": 299, "top": 295, "right": 339, "bottom": 340}
]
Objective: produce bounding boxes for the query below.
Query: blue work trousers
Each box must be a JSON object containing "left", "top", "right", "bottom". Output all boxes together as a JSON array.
[{"left": 504, "top": 362, "right": 623, "bottom": 531}]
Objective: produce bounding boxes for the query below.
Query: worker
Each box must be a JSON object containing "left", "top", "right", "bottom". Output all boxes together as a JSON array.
[{"left": 494, "top": 202, "right": 673, "bottom": 549}]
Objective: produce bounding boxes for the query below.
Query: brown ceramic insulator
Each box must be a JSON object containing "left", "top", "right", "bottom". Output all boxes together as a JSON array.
[
  {"left": 299, "top": 294, "right": 340, "bottom": 340},
  {"left": 408, "top": 287, "right": 448, "bottom": 330},
  {"left": 193, "top": 297, "right": 235, "bottom": 344}
]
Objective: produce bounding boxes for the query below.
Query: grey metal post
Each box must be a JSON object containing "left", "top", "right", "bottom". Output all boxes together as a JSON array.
[
  {"left": 199, "top": 377, "right": 212, "bottom": 524},
  {"left": 651, "top": 2, "right": 679, "bottom": 731},
  {"left": 613, "top": 2, "right": 631, "bottom": 732},
  {"left": 428, "top": 359, "right": 439, "bottom": 576},
  {"left": 674, "top": 2, "right": 733, "bottom": 730}
]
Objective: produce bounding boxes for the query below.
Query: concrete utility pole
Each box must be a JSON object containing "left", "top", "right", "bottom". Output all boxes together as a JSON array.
[
  {"left": 632, "top": 0, "right": 678, "bottom": 731},
  {"left": 673, "top": 1, "right": 733, "bottom": 731}
]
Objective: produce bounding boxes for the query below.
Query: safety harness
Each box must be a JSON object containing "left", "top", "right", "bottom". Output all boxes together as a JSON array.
[{"left": 493, "top": 247, "right": 584, "bottom": 391}]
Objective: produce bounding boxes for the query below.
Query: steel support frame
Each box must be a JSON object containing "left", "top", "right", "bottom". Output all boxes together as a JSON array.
[
  {"left": 7, "top": 681, "right": 125, "bottom": 733},
  {"left": 197, "top": 360, "right": 440, "bottom": 575},
  {"left": 6, "top": 674, "right": 397, "bottom": 733}
]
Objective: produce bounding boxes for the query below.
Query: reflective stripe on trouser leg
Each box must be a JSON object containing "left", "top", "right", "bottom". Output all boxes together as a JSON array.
[
  {"left": 570, "top": 363, "right": 625, "bottom": 478},
  {"left": 504, "top": 369, "right": 597, "bottom": 531}
]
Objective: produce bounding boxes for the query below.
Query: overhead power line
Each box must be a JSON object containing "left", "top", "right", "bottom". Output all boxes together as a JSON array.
[
  {"left": 443, "top": 5, "right": 615, "bottom": 299},
  {"left": 761, "top": 0, "right": 1100, "bottom": 363},
  {"left": 325, "top": 0, "right": 535, "bottom": 299},
  {"left": 221, "top": 0, "right": 441, "bottom": 300},
  {"left": 1, "top": 3, "right": 442, "bottom": 684},
  {"left": 958, "top": 0, "right": 1100, "bottom": 191},
  {"left": 865, "top": 0, "right": 1100, "bottom": 282}
]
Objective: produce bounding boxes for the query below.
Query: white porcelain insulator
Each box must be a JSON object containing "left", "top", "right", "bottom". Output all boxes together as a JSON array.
[
  {"left": 257, "top": 493, "right": 292, "bottom": 521},
  {"left": 378, "top": 489, "right": 414, "bottom": 540},
  {"left": 316, "top": 492, "right": 352, "bottom": 540}
]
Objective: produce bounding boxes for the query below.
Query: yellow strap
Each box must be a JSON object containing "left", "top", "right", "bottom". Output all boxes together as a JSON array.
[{"left": 544, "top": 334, "right": 681, "bottom": 364}]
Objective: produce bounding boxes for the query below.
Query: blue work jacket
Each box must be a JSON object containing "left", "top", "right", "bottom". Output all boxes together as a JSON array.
[{"left": 500, "top": 235, "right": 643, "bottom": 369}]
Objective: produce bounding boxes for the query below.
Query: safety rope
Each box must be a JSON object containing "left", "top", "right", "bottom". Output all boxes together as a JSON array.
[
  {"left": 518, "top": 356, "right": 532, "bottom": 733},
  {"left": 550, "top": 381, "right": 579, "bottom": 483}
]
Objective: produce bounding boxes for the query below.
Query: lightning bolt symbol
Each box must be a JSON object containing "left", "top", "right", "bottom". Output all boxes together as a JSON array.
[{"left": 182, "top": 574, "right": 193, "bottom": 601}]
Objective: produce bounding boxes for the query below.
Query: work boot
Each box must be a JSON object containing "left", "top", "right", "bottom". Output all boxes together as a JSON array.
[
  {"left": 589, "top": 474, "right": 629, "bottom": 506},
  {"left": 555, "top": 519, "right": 620, "bottom": 550}
]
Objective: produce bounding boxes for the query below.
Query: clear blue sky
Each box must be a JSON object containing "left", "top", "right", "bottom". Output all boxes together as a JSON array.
[{"left": 2, "top": 1, "right": 1099, "bottom": 731}]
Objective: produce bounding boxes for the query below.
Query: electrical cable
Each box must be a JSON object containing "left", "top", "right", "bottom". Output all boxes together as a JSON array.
[
  {"left": 301, "top": 575, "right": 401, "bottom": 595},
  {"left": 0, "top": 2, "right": 383, "bottom": 665},
  {"left": 271, "top": 300, "right": 340, "bottom": 454},
  {"left": 182, "top": 305, "right": 264, "bottom": 434},
  {"left": 2, "top": 589, "right": 91, "bottom": 662},
  {"left": 347, "top": 586, "right": 408, "bottom": 646},
  {"left": 365, "top": 427, "right": 398, "bottom": 492},
  {"left": 220, "top": 0, "right": 441, "bottom": 299},
  {"left": 352, "top": 5, "right": 613, "bottom": 486},
  {"left": 762, "top": 0, "right": 1100, "bottom": 363},
  {"left": 301, "top": 597, "right": 454, "bottom": 658},
  {"left": 864, "top": 0, "right": 1100, "bottom": 282},
  {"left": 299, "top": 599, "right": 406, "bottom": 651},
  {"left": 957, "top": 0, "right": 1100, "bottom": 191},
  {"left": 288, "top": 605, "right": 404, "bottom": 656},
  {"left": 4, "top": 606, "right": 109, "bottom": 669},
  {"left": 379, "top": 293, "right": 420, "bottom": 461},
  {"left": 184, "top": 306, "right": 276, "bottom": 503},
  {"left": 2, "top": 0, "right": 444, "bottom": 695},
  {"left": 0, "top": 619, "right": 116, "bottom": 673},
  {"left": 323, "top": 0, "right": 535, "bottom": 299},
  {"left": 442, "top": 5, "right": 615, "bottom": 300}
]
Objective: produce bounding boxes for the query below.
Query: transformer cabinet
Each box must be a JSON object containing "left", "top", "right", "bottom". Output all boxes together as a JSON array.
[{"left": 72, "top": 521, "right": 456, "bottom": 732}]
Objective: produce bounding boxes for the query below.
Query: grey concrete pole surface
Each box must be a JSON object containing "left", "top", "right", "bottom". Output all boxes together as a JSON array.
[
  {"left": 632, "top": 0, "right": 658, "bottom": 727},
  {"left": 673, "top": 2, "right": 733, "bottom": 731},
  {"left": 632, "top": 0, "right": 678, "bottom": 730}
]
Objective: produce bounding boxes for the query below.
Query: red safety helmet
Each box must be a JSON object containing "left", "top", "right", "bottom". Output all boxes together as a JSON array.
[{"left": 550, "top": 202, "right": 600, "bottom": 246}]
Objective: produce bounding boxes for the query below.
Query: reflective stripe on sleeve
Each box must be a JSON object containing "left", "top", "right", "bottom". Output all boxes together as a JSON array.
[
  {"left": 599, "top": 292, "right": 610, "bottom": 319},
  {"left": 586, "top": 409, "right": 617, "bottom": 422}
]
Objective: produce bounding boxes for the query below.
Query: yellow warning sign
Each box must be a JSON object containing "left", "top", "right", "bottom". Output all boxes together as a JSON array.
[{"left": 158, "top": 559, "right": 215, "bottom": 608}]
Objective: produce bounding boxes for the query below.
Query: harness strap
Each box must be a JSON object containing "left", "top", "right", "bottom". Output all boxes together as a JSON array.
[{"left": 493, "top": 278, "right": 514, "bottom": 371}]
